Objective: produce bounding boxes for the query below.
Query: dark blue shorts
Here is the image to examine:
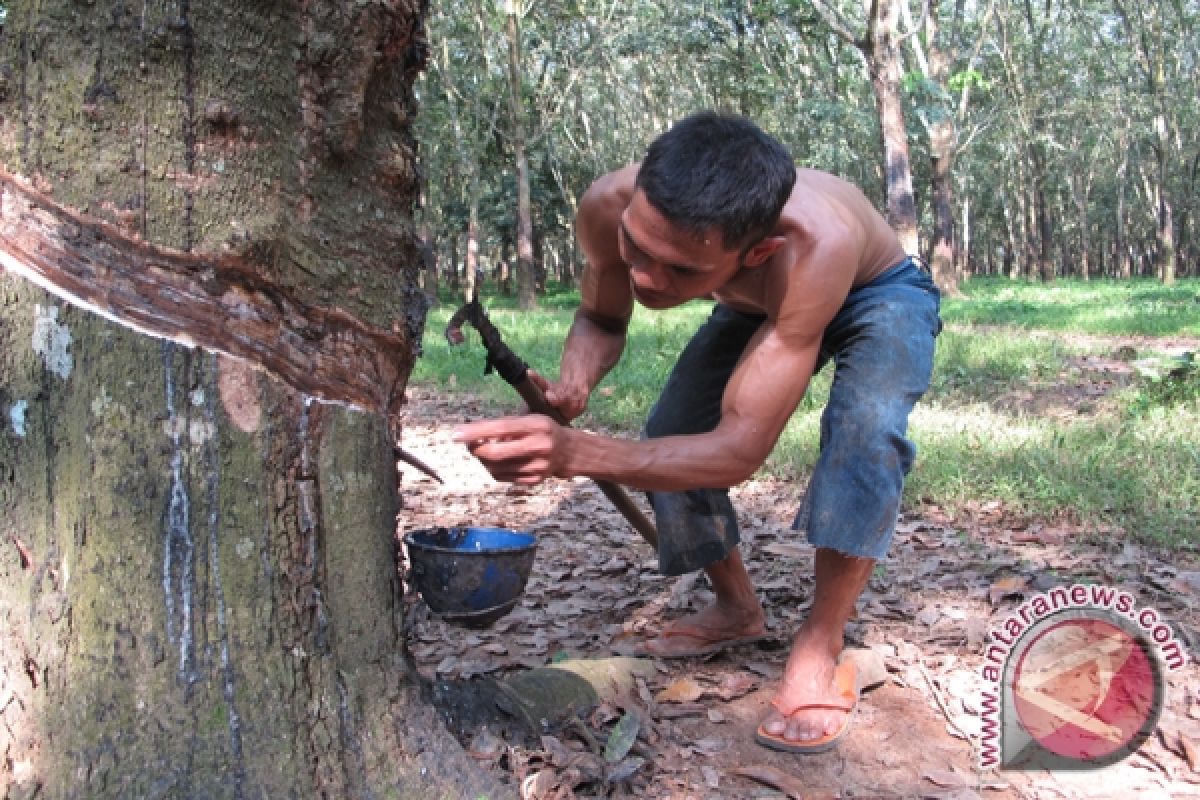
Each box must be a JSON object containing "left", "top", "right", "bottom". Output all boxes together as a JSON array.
[{"left": 643, "top": 258, "right": 942, "bottom": 574}]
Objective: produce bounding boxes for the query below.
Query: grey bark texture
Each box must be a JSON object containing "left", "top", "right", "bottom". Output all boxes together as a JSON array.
[{"left": 0, "top": 2, "right": 511, "bottom": 798}]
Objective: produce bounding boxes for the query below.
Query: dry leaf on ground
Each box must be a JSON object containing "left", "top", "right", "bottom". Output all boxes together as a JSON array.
[
  {"left": 728, "top": 764, "right": 810, "bottom": 799},
  {"left": 655, "top": 677, "right": 706, "bottom": 704}
]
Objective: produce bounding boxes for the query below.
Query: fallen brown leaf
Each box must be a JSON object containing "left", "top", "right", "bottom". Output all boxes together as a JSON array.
[
  {"left": 714, "top": 671, "right": 758, "bottom": 701},
  {"left": 916, "top": 605, "right": 942, "bottom": 626},
  {"left": 692, "top": 735, "right": 728, "bottom": 755},
  {"left": 841, "top": 648, "right": 889, "bottom": 691},
  {"left": 520, "top": 767, "right": 558, "bottom": 799},
  {"left": 762, "top": 542, "right": 810, "bottom": 559},
  {"left": 987, "top": 575, "right": 1030, "bottom": 605},
  {"left": 655, "top": 676, "right": 706, "bottom": 704},
  {"left": 657, "top": 702, "right": 705, "bottom": 719},
  {"left": 605, "top": 756, "right": 645, "bottom": 783},
  {"left": 729, "top": 764, "right": 809, "bottom": 799}
]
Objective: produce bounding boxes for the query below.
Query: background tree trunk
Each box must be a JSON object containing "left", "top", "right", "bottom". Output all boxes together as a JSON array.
[
  {"left": 813, "top": 0, "right": 920, "bottom": 255},
  {"left": 504, "top": 2, "right": 537, "bottom": 310},
  {"left": 0, "top": 2, "right": 508, "bottom": 798},
  {"left": 862, "top": 0, "right": 920, "bottom": 255}
]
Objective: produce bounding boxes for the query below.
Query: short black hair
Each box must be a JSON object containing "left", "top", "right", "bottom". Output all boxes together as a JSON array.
[{"left": 635, "top": 111, "right": 796, "bottom": 251}]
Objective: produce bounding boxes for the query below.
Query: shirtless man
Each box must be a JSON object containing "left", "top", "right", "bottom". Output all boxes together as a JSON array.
[{"left": 455, "top": 112, "right": 942, "bottom": 753}]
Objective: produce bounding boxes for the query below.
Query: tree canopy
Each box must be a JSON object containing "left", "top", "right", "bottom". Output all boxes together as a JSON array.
[{"left": 414, "top": 0, "right": 1198, "bottom": 297}]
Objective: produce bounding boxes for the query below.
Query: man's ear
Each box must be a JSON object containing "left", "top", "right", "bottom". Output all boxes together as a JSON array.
[{"left": 740, "top": 236, "right": 786, "bottom": 267}]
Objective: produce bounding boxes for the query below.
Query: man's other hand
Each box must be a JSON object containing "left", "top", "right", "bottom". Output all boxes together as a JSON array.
[
  {"left": 453, "top": 415, "right": 571, "bottom": 485},
  {"left": 528, "top": 369, "right": 589, "bottom": 422}
]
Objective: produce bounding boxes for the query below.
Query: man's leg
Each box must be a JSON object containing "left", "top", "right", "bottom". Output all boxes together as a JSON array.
[
  {"left": 761, "top": 261, "right": 941, "bottom": 745},
  {"left": 638, "top": 305, "right": 770, "bottom": 655},
  {"left": 758, "top": 549, "right": 872, "bottom": 742},
  {"left": 642, "top": 544, "right": 767, "bottom": 657}
]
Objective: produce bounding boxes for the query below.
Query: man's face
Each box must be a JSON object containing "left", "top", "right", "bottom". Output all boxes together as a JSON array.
[{"left": 618, "top": 190, "right": 745, "bottom": 309}]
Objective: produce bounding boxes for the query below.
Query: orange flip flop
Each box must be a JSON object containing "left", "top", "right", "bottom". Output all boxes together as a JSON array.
[
  {"left": 754, "top": 659, "right": 860, "bottom": 754},
  {"left": 635, "top": 622, "right": 771, "bottom": 659}
]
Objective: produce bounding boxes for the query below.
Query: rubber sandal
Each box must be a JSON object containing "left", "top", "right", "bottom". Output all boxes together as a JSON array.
[
  {"left": 754, "top": 660, "right": 860, "bottom": 754},
  {"left": 634, "top": 622, "right": 771, "bottom": 659}
]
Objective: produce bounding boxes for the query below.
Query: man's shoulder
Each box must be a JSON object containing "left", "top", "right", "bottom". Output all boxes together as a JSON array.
[
  {"left": 580, "top": 164, "right": 639, "bottom": 218},
  {"left": 576, "top": 165, "right": 638, "bottom": 270}
]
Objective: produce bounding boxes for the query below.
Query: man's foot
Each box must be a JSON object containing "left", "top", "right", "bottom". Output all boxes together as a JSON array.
[
  {"left": 755, "top": 639, "right": 859, "bottom": 753},
  {"left": 639, "top": 602, "right": 768, "bottom": 659}
]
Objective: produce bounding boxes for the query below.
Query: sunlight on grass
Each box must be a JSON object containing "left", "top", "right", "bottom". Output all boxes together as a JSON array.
[
  {"left": 907, "top": 404, "right": 1200, "bottom": 545},
  {"left": 942, "top": 277, "right": 1200, "bottom": 337}
]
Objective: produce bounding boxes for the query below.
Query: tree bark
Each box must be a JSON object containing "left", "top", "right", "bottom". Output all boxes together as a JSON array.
[
  {"left": 504, "top": 3, "right": 537, "bottom": 310},
  {"left": 1153, "top": 115, "right": 1177, "bottom": 285},
  {"left": 929, "top": 125, "right": 958, "bottom": 290},
  {"left": 0, "top": 2, "right": 509, "bottom": 798},
  {"left": 906, "top": 0, "right": 964, "bottom": 294},
  {"left": 812, "top": 0, "right": 919, "bottom": 254},
  {"left": 862, "top": 0, "right": 920, "bottom": 255},
  {"left": 1069, "top": 167, "right": 1092, "bottom": 280}
]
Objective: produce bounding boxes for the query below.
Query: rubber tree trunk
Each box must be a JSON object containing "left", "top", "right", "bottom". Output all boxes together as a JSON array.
[
  {"left": 503, "top": 3, "right": 537, "bottom": 311},
  {"left": 0, "top": 2, "right": 508, "bottom": 798},
  {"left": 928, "top": 125, "right": 959, "bottom": 291},
  {"left": 912, "top": 0, "right": 961, "bottom": 294},
  {"left": 1153, "top": 114, "right": 1177, "bottom": 285},
  {"left": 862, "top": 0, "right": 920, "bottom": 256}
]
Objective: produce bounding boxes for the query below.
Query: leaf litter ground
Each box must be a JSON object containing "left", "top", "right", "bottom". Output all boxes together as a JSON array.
[{"left": 397, "top": 386, "right": 1200, "bottom": 800}]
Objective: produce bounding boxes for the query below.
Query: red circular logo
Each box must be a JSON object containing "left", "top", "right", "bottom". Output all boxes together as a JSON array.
[{"left": 1011, "top": 615, "right": 1161, "bottom": 765}]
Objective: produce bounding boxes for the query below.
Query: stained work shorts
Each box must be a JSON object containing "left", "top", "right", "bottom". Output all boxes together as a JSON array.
[{"left": 643, "top": 257, "right": 942, "bottom": 575}]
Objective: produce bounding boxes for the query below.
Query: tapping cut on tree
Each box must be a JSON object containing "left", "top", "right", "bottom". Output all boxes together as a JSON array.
[{"left": 0, "top": 172, "right": 416, "bottom": 419}]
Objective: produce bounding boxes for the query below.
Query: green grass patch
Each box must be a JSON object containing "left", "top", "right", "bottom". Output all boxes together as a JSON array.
[
  {"left": 414, "top": 300, "right": 717, "bottom": 427},
  {"left": 903, "top": 404, "right": 1200, "bottom": 544},
  {"left": 414, "top": 281, "right": 1200, "bottom": 548},
  {"left": 942, "top": 276, "right": 1200, "bottom": 336}
]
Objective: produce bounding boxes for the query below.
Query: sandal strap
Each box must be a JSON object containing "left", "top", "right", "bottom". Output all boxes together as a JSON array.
[{"left": 770, "top": 696, "right": 856, "bottom": 715}]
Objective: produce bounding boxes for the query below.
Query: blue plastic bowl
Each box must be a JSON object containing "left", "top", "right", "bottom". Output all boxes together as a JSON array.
[{"left": 403, "top": 527, "right": 538, "bottom": 627}]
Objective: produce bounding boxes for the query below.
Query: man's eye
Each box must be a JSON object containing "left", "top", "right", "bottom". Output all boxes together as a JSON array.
[{"left": 671, "top": 265, "right": 699, "bottom": 276}]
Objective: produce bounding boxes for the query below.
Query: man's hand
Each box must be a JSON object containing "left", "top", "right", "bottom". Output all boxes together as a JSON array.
[
  {"left": 528, "top": 369, "right": 590, "bottom": 422},
  {"left": 454, "top": 415, "right": 573, "bottom": 485}
]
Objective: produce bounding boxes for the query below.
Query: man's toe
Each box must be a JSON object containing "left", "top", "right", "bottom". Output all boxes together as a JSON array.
[
  {"left": 785, "top": 716, "right": 816, "bottom": 742},
  {"left": 760, "top": 709, "right": 787, "bottom": 736}
]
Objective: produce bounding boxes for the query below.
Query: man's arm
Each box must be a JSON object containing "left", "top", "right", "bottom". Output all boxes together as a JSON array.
[
  {"left": 569, "top": 319, "right": 822, "bottom": 488},
  {"left": 455, "top": 323, "right": 819, "bottom": 489},
  {"left": 458, "top": 237, "right": 859, "bottom": 490},
  {"left": 542, "top": 167, "right": 637, "bottom": 420}
]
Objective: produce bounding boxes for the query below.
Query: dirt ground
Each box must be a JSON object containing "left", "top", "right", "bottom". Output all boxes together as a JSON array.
[{"left": 395, "top": 386, "right": 1200, "bottom": 800}]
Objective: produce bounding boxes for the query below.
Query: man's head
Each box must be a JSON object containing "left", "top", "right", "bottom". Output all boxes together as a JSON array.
[
  {"left": 619, "top": 112, "right": 795, "bottom": 308},
  {"left": 635, "top": 111, "right": 796, "bottom": 253}
]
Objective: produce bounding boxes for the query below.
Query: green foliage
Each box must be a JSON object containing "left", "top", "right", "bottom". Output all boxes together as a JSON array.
[
  {"left": 603, "top": 712, "right": 641, "bottom": 763},
  {"left": 902, "top": 406, "right": 1200, "bottom": 545},
  {"left": 926, "top": 329, "right": 1067, "bottom": 404},
  {"left": 1126, "top": 352, "right": 1200, "bottom": 414},
  {"left": 415, "top": 0, "right": 1199, "bottom": 295},
  {"left": 947, "top": 68, "right": 989, "bottom": 94}
]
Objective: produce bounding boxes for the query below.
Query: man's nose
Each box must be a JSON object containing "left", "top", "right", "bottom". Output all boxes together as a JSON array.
[{"left": 631, "top": 262, "right": 668, "bottom": 291}]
